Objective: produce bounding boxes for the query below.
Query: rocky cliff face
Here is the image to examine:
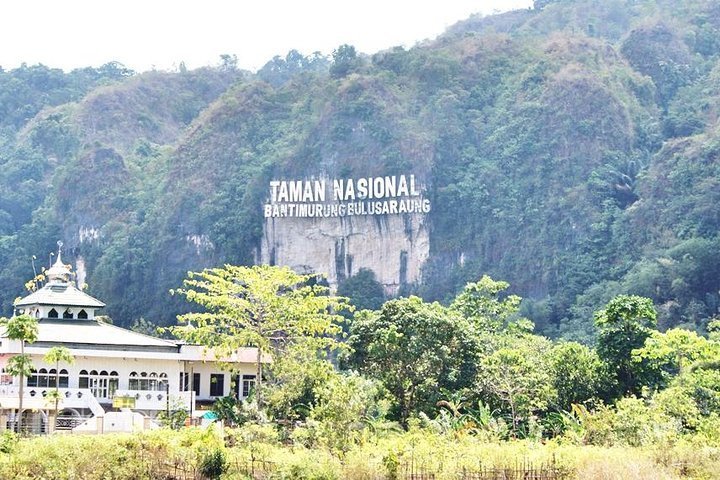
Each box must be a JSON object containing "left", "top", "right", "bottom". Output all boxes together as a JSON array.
[{"left": 260, "top": 211, "right": 429, "bottom": 294}]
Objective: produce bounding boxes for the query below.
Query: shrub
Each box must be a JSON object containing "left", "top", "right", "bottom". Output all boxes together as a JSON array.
[
  {"left": 199, "top": 447, "right": 227, "bottom": 479},
  {"left": 0, "top": 430, "right": 18, "bottom": 454}
]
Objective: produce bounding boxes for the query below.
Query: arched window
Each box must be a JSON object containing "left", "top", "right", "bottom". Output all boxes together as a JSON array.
[
  {"left": 59, "top": 369, "right": 69, "bottom": 388},
  {"left": 77, "top": 309, "right": 88, "bottom": 319},
  {"left": 108, "top": 371, "right": 119, "bottom": 398},
  {"left": 129, "top": 372, "right": 165, "bottom": 391},
  {"left": 158, "top": 373, "right": 168, "bottom": 391},
  {"left": 48, "top": 308, "right": 58, "bottom": 318},
  {"left": 79, "top": 370, "right": 89, "bottom": 389},
  {"left": 63, "top": 309, "right": 73, "bottom": 319},
  {"left": 30, "top": 369, "right": 59, "bottom": 388},
  {"left": 27, "top": 369, "right": 38, "bottom": 387}
]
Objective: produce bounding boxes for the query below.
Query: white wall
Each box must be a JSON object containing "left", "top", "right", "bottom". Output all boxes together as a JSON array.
[
  {"left": 29, "top": 353, "right": 183, "bottom": 392},
  {"left": 188, "top": 361, "right": 257, "bottom": 400}
]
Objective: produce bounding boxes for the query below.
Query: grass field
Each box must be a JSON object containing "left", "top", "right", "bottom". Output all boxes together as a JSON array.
[{"left": 2, "top": 425, "right": 719, "bottom": 480}]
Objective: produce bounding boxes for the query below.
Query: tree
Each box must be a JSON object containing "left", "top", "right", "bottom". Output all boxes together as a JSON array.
[
  {"left": 450, "top": 275, "right": 525, "bottom": 333},
  {"left": 169, "top": 265, "right": 349, "bottom": 408},
  {"left": 549, "top": 341, "right": 611, "bottom": 410},
  {"left": 337, "top": 268, "right": 385, "bottom": 313},
  {"left": 2, "top": 314, "right": 38, "bottom": 433},
  {"left": 43, "top": 346, "right": 74, "bottom": 433},
  {"left": 595, "top": 295, "right": 657, "bottom": 396},
  {"left": 632, "top": 328, "right": 718, "bottom": 390},
  {"left": 330, "top": 44, "right": 361, "bottom": 78},
  {"left": 346, "top": 296, "right": 478, "bottom": 426},
  {"left": 219, "top": 54, "right": 238, "bottom": 72},
  {"left": 476, "top": 336, "right": 555, "bottom": 436},
  {"left": 308, "top": 373, "right": 389, "bottom": 453},
  {"left": 265, "top": 343, "right": 336, "bottom": 422}
]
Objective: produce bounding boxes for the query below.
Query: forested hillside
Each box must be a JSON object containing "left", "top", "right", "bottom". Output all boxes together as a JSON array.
[{"left": 0, "top": 0, "right": 719, "bottom": 341}]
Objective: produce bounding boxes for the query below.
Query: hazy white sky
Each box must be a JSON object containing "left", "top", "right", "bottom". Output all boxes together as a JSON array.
[{"left": 2, "top": 1, "right": 533, "bottom": 73}]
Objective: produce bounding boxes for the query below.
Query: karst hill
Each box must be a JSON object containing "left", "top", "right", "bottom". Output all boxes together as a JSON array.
[{"left": 0, "top": 0, "right": 718, "bottom": 340}]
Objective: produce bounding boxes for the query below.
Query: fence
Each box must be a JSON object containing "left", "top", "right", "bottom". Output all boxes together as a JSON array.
[
  {"left": 224, "top": 455, "right": 570, "bottom": 480},
  {"left": 130, "top": 454, "right": 571, "bottom": 480}
]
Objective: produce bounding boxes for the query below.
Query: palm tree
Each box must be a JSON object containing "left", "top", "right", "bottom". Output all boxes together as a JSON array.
[
  {"left": 43, "top": 346, "right": 74, "bottom": 433},
  {"left": 3, "top": 314, "right": 39, "bottom": 433}
]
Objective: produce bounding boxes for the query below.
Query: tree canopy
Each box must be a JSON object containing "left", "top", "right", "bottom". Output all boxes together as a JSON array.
[{"left": 168, "top": 264, "right": 350, "bottom": 406}]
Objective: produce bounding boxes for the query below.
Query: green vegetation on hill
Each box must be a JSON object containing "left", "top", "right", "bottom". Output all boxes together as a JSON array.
[{"left": 0, "top": 0, "right": 718, "bottom": 343}]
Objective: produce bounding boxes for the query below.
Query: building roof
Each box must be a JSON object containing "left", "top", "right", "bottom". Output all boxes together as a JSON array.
[
  {"left": 29, "top": 318, "right": 179, "bottom": 352},
  {"left": 15, "top": 282, "right": 105, "bottom": 308}
]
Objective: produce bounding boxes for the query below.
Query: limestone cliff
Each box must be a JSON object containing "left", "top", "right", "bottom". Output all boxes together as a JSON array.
[{"left": 260, "top": 212, "right": 429, "bottom": 294}]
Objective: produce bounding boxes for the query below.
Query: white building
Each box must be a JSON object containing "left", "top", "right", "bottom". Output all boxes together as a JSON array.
[{"left": 0, "top": 249, "right": 260, "bottom": 433}]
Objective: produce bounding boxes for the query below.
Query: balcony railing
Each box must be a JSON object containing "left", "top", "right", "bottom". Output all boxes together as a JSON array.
[{"left": 0, "top": 386, "right": 105, "bottom": 417}]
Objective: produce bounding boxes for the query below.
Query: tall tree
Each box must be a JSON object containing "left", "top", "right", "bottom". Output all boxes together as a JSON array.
[
  {"left": 346, "top": 296, "right": 478, "bottom": 426},
  {"left": 43, "top": 346, "right": 74, "bottom": 433},
  {"left": 2, "top": 314, "right": 39, "bottom": 433},
  {"left": 169, "top": 265, "right": 349, "bottom": 408},
  {"left": 595, "top": 295, "right": 657, "bottom": 396}
]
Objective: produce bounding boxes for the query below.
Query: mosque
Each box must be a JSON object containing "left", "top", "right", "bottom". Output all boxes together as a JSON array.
[{"left": 0, "top": 245, "right": 259, "bottom": 433}]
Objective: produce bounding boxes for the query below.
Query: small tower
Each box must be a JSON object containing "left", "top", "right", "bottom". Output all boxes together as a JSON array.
[{"left": 14, "top": 241, "right": 105, "bottom": 320}]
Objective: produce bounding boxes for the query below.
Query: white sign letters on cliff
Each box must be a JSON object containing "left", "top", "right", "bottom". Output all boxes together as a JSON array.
[{"left": 263, "top": 174, "right": 431, "bottom": 218}]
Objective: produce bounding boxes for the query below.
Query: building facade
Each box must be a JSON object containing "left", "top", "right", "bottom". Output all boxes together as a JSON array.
[{"left": 0, "top": 249, "right": 259, "bottom": 433}]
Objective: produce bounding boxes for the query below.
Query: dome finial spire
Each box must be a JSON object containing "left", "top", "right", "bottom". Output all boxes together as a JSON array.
[{"left": 46, "top": 240, "right": 70, "bottom": 283}]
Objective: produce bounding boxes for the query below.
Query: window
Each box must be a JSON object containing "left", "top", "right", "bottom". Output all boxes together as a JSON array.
[
  {"left": 28, "top": 368, "right": 58, "bottom": 388},
  {"left": 149, "top": 372, "right": 158, "bottom": 391},
  {"left": 92, "top": 370, "right": 105, "bottom": 398},
  {"left": 109, "top": 371, "right": 119, "bottom": 397},
  {"left": 180, "top": 372, "right": 200, "bottom": 396},
  {"left": 79, "top": 370, "right": 118, "bottom": 399},
  {"left": 48, "top": 308, "right": 58, "bottom": 318},
  {"left": 130, "top": 371, "right": 167, "bottom": 391},
  {"left": 27, "top": 369, "right": 39, "bottom": 387},
  {"left": 242, "top": 375, "right": 256, "bottom": 398},
  {"left": 63, "top": 309, "right": 73, "bottom": 319},
  {"left": 77, "top": 309, "right": 88, "bottom": 319},
  {"left": 159, "top": 373, "right": 168, "bottom": 392},
  {"left": 210, "top": 374, "right": 224, "bottom": 397},
  {"left": 59, "top": 369, "right": 69, "bottom": 388},
  {"left": 129, "top": 372, "right": 139, "bottom": 390}
]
